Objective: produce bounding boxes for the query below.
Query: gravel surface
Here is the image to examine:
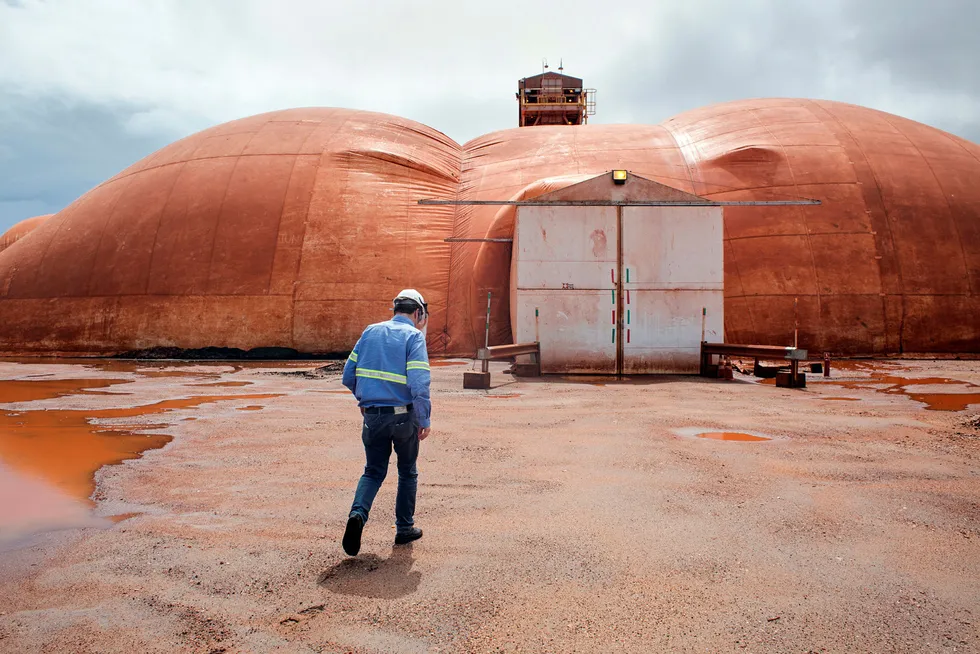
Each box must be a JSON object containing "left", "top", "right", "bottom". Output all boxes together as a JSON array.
[{"left": 0, "top": 359, "right": 978, "bottom": 653}]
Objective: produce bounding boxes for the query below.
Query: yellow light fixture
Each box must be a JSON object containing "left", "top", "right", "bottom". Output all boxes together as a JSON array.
[{"left": 612, "top": 169, "right": 628, "bottom": 184}]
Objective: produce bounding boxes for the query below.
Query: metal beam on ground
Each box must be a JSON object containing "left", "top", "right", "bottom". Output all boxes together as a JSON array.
[
  {"left": 420, "top": 199, "right": 821, "bottom": 207},
  {"left": 443, "top": 238, "right": 514, "bottom": 243}
]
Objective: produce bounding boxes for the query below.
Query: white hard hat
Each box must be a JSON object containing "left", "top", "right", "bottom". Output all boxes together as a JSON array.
[{"left": 393, "top": 289, "right": 428, "bottom": 315}]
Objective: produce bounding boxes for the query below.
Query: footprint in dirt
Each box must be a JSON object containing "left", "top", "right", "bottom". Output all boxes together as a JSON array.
[
  {"left": 317, "top": 547, "right": 420, "bottom": 599},
  {"left": 278, "top": 604, "right": 326, "bottom": 628}
]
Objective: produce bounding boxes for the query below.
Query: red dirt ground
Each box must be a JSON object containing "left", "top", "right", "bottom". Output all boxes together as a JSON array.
[{"left": 0, "top": 358, "right": 978, "bottom": 653}]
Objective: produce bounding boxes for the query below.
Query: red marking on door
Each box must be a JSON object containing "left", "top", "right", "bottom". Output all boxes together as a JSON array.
[
  {"left": 590, "top": 229, "right": 607, "bottom": 258},
  {"left": 627, "top": 329, "right": 631, "bottom": 343}
]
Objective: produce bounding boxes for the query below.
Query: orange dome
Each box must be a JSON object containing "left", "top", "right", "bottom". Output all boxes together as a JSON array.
[
  {"left": 668, "top": 99, "right": 980, "bottom": 353},
  {"left": 0, "top": 109, "right": 459, "bottom": 354},
  {"left": 0, "top": 100, "right": 977, "bottom": 355},
  {"left": 463, "top": 99, "right": 980, "bottom": 354},
  {"left": 0, "top": 214, "right": 53, "bottom": 255}
]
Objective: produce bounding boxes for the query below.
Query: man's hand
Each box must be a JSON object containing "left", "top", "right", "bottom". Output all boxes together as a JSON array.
[{"left": 418, "top": 427, "right": 431, "bottom": 441}]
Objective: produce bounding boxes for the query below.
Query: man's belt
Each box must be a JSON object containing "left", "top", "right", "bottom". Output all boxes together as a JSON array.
[{"left": 364, "top": 404, "right": 413, "bottom": 415}]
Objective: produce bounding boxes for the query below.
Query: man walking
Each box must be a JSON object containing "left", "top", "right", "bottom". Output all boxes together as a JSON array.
[{"left": 341, "top": 289, "right": 432, "bottom": 556}]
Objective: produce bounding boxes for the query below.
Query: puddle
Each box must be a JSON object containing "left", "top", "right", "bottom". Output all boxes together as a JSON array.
[
  {"left": 1, "top": 359, "right": 300, "bottom": 378},
  {"left": 902, "top": 393, "right": 980, "bottom": 412},
  {"left": 697, "top": 432, "right": 771, "bottom": 442},
  {"left": 237, "top": 405, "right": 264, "bottom": 411},
  {"left": 317, "top": 390, "right": 351, "bottom": 395},
  {"left": 0, "top": 378, "right": 131, "bottom": 403},
  {"left": 429, "top": 360, "right": 469, "bottom": 367},
  {"left": 485, "top": 394, "right": 521, "bottom": 399},
  {"left": 0, "top": 463, "right": 99, "bottom": 548},
  {"left": 760, "top": 366, "right": 980, "bottom": 411},
  {"left": 825, "top": 374, "right": 980, "bottom": 411},
  {"left": 0, "top": 383, "right": 282, "bottom": 546},
  {"left": 189, "top": 381, "right": 253, "bottom": 387},
  {"left": 0, "top": 374, "right": 284, "bottom": 546},
  {"left": 0, "top": 391, "right": 282, "bottom": 502},
  {"left": 108, "top": 512, "right": 142, "bottom": 523},
  {"left": 673, "top": 426, "right": 773, "bottom": 441},
  {"left": 828, "top": 359, "right": 908, "bottom": 372}
]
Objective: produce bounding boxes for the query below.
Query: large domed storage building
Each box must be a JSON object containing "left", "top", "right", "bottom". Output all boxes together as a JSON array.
[
  {"left": 0, "top": 214, "right": 52, "bottom": 255},
  {"left": 0, "top": 98, "right": 977, "bottom": 356}
]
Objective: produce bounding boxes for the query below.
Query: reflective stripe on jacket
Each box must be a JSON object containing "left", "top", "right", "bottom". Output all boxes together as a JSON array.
[{"left": 342, "top": 315, "right": 431, "bottom": 428}]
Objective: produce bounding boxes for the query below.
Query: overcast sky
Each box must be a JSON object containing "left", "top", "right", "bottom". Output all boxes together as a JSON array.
[{"left": 1, "top": 0, "right": 977, "bottom": 233}]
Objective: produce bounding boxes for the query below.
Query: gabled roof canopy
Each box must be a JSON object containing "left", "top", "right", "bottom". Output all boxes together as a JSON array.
[
  {"left": 531, "top": 171, "right": 711, "bottom": 204},
  {"left": 519, "top": 72, "right": 584, "bottom": 88}
]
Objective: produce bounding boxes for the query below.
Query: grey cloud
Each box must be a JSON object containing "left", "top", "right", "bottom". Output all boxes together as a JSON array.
[
  {"left": 600, "top": 1, "right": 980, "bottom": 143},
  {"left": 0, "top": 93, "right": 174, "bottom": 233},
  {"left": 849, "top": 0, "right": 980, "bottom": 95}
]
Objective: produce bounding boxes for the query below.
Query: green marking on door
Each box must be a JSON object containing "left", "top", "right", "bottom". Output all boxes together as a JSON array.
[
  {"left": 627, "top": 309, "right": 630, "bottom": 324},
  {"left": 612, "top": 328, "right": 616, "bottom": 344},
  {"left": 626, "top": 268, "right": 630, "bottom": 283},
  {"left": 612, "top": 289, "right": 615, "bottom": 304}
]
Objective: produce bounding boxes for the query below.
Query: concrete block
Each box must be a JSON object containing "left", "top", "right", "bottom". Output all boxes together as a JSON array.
[
  {"left": 512, "top": 363, "right": 541, "bottom": 377},
  {"left": 755, "top": 363, "right": 783, "bottom": 378},
  {"left": 463, "top": 371, "right": 491, "bottom": 389},
  {"left": 775, "top": 370, "right": 807, "bottom": 388}
]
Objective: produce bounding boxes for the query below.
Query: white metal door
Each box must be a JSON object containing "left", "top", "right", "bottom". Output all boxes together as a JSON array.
[
  {"left": 514, "top": 290, "right": 617, "bottom": 373},
  {"left": 621, "top": 206, "right": 724, "bottom": 373},
  {"left": 513, "top": 206, "right": 617, "bottom": 374}
]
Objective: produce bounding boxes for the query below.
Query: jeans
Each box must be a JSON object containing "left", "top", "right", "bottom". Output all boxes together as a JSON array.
[{"left": 349, "top": 411, "right": 419, "bottom": 533}]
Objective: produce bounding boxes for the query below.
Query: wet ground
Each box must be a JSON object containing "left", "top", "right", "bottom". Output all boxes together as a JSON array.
[{"left": 0, "top": 357, "right": 978, "bottom": 652}]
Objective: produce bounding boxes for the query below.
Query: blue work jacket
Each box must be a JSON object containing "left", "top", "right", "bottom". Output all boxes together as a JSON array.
[{"left": 342, "top": 315, "right": 431, "bottom": 428}]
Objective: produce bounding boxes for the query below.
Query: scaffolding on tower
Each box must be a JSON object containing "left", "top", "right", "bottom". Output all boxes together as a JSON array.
[{"left": 516, "top": 64, "right": 595, "bottom": 127}]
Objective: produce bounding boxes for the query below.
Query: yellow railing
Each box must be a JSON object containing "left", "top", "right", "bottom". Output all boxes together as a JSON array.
[{"left": 520, "top": 92, "right": 586, "bottom": 106}]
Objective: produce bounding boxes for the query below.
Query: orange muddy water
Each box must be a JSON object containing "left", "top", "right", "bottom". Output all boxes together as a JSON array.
[
  {"left": 0, "top": 375, "right": 282, "bottom": 541},
  {"left": 0, "top": 378, "right": 130, "bottom": 403},
  {"left": 827, "top": 374, "right": 980, "bottom": 411},
  {"left": 756, "top": 366, "right": 980, "bottom": 412},
  {"left": 911, "top": 394, "right": 980, "bottom": 411},
  {"left": 0, "top": 384, "right": 282, "bottom": 501},
  {"left": 697, "top": 432, "right": 771, "bottom": 442}
]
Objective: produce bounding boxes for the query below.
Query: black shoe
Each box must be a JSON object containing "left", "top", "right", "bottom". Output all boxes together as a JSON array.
[
  {"left": 343, "top": 513, "right": 364, "bottom": 556},
  {"left": 394, "top": 527, "right": 423, "bottom": 545}
]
